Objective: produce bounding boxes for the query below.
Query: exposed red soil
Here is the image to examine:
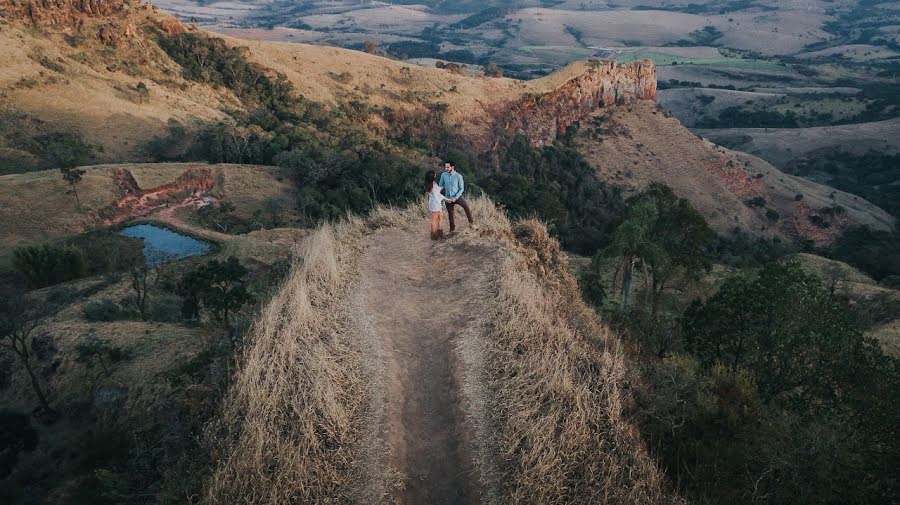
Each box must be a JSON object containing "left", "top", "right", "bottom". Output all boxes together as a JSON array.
[{"left": 99, "top": 167, "right": 215, "bottom": 224}]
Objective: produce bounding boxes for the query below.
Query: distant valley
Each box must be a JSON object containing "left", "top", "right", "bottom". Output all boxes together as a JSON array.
[{"left": 151, "top": 0, "right": 900, "bottom": 222}]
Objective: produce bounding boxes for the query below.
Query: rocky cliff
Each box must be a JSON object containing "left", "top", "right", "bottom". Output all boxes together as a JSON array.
[
  {"left": 0, "top": 0, "right": 184, "bottom": 45},
  {"left": 491, "top": 60, "right": 657, "bottom": 150},
  {"left": 100, "top": 167, "right": 215, "bottom": 224},
  {"left": 0, "top": 0, "right": 135, "bottom": 26}
]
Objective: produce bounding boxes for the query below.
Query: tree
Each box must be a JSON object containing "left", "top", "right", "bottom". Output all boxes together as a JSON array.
[
  {"left": 683, "top": 261, "right": 870, "bottom": 404},
  {"left": 606, "top": 198, "right": 657, "bottom": 307},
  {"left": 678, "top": 261, "right": 900, "bottom": 502},
  {"left": 179, "top": 256, "right": 254, "bottom": 330},
  {"left": 200, "top": 200, "right": 238, "bottom": 233},
  {"left": 483, "top": 63, "right": 503, "bottom": 77},
  {"left": 606, "top": 183, "right": 714, "bottom": 313},
  {"left": 60, "top": 166, "right": 87, "bottom": 207},
  {"left": 36, "top": 132, "right": 93, "bottom": 170},
  {"left": 363, "top": 40, "right": 377, "bottom": 54},
  {"left": 12, "top": 244, "right": 86, "bottom": 288},
  {"left": 0, "top": 295, "right": 56, "bottom": 421},
  {"left": 129, "top": 252, "right": 168, "bottom": 321},
  {"left": 642, "top": 185, "right": 714, "bottom": 314},
  {"left": 75, "top": 335, "right": 125, "bottom": 378},
  {"left": 136, "top": 81, "right": 149, "bottom": 103}
]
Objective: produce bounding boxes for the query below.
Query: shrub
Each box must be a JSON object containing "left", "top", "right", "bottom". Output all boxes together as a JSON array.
[
  {"left": 881, "top": 275, "right": 900, "bottom": 289},
  {"left": 64, "top": 230, "right": 143, "bottom": 275},
  {"left": 745, "top": 196, "right": 766, "bottom": 207},
  {"left": 149, "top": 294, "right": 184, "bottom": 323},
  {"left": 30, "top": 132, "right": 95, "bottom": 168},
  {"left": 483, "top": 63, "right": 503, "bottom": 77},
  {"left": 0, "top": 410, "right": 38, "bottom": 478},
  {"left": 158, "top": 32, "right": 295, "bottom": 110},
  {"left": 13, "top": 244, "right": 86, "bottom": 288},
  {"left": 83, "top": 299, "right": 123, "bottom": 322}
]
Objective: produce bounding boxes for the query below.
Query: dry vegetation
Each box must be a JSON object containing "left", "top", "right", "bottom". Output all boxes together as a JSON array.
[
  {"left": 0, "top": 163, "right": 294, "bottom": 255},
  {"left": 0, "top": 11, "right": 232, "bottom": 162},
  {"left": 484, "top": 218, "right": 679, "bottom": 504},
  {"left": 576, "top": 101, "right": 893, "bottom": 239},
  {"left": 203, "top": 197, "right": 678, "bottom": 503},
  {"left": 204, "top": 221, "right": 368, "bottom": 503}
]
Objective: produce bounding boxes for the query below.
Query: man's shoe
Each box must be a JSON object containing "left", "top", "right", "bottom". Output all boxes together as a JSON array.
[{"left": 469, "top": 223, "right": 479, "bottom": 231}]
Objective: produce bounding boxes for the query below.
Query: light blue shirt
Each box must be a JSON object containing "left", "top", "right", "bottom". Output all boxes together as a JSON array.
[{"left": 438, "top": 171, "right": 464, "bottom": 200}]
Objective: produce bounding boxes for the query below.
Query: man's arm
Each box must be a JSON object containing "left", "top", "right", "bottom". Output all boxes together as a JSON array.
[{"left": 437, "top": 172, "right": 447, "bottom": 188}]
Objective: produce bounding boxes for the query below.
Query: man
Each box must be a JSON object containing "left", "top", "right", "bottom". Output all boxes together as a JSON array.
[{"left": 438, "top": 160, "right": 475, "bottom": 232}]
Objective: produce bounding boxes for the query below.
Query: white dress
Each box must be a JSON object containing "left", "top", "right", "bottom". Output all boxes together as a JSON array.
[{"left": 428, "top": 183, "right": 447, "bottom": 212}]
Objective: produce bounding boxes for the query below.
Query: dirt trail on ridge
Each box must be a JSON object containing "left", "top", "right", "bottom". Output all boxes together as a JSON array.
[{"left": 357, "top": 225, "right": 495, "bottom": 505}]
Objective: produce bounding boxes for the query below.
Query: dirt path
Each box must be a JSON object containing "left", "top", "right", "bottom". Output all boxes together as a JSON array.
[{"left": 358, "top": 225, "right": 494, "bottom": 505}]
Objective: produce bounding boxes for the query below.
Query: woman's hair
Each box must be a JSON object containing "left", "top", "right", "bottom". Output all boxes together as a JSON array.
[{"left": 424, "top": 170, "right": 436, "bottom": 194}]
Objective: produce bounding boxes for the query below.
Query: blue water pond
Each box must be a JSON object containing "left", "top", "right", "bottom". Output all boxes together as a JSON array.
[{"left": 119, "top": 224, "right": 211, "bottom": 265}]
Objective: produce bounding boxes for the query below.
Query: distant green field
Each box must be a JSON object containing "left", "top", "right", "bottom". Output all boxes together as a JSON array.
[
  {"left": 612, "top": 50, "right": 788, "bottom": 71},
  {"left": 515, "top": 45, "right": 599, "bottom": 62},
  {"left": 513, "top": 46, "right": 789, "bottom": 71}
]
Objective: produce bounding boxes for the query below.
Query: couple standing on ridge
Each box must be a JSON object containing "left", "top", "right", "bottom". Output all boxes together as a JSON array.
[{"left": 424, "top": 160, "right": 476, "bottom": 240}]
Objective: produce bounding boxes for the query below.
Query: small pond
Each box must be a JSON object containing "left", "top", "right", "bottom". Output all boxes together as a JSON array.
[{"left": 119, "top": 224, "right": 212, "bottom": 266}]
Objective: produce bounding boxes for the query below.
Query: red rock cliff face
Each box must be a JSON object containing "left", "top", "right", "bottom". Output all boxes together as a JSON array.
[
  {"left": 0, "top": 0, "right": 135, "bottom": 27},
  {"left": 492, "top": 60, "right": 656, "bottom": 150},
  {"left": 0, "top": 0, "right": 185, "bottom": 44}
]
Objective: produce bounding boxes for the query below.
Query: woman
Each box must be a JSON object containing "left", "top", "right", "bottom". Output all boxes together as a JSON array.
[{"left": 424, "top": 170, "right": 447, "bottom": 240}]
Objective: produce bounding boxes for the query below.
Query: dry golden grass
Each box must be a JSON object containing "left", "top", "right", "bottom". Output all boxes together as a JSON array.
[
  {"left": 204, "top": 197, "right": 678, "bottom": 504},
  {"left": 0, "top": 17, "right": 231, "bottom": 162},
  {"left": 204, "top": 220, "right": 369, "bottom": 504},
  {"left": 479, "top": 218, "right": 680, "bottom": 504}
]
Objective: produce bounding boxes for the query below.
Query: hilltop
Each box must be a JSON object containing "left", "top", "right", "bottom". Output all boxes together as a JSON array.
[{"left": 204, "top": 198, "right": 681, "bottom": 504}]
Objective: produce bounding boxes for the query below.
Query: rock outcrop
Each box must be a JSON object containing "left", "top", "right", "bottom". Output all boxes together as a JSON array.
[
  {"left": 100, "top": 167, "right": 215, "bottom": 224},
  {"left": 0, "top": 0, "right": 136, "bottom": 28},
  {"left": 0, "top": 0, "right": 184, "bottom": 45},
  {"left": 493, "top": 60, "right": 656, "bottom": 150}
]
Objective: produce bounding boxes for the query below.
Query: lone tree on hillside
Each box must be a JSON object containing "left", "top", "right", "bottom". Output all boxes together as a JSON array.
[
  {"left": 75, "top": 334, "right": 126, "bottom": 379},
  {"left": 130, "top": 250, "right": 170, "bottom": 321},
  {"left": 136, "top": 81, "right": 149, "bottom": 103},
  {"left": 0, "top": 295, "right": 56, "bottom": 422},
  {"left": 60, "top": 166, "right": 87, "bottom": 207},
  {"left": 363, "top": 40, "right": 377, "bottom": 54}
]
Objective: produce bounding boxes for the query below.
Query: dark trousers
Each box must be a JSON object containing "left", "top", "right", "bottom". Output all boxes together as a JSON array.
[{"left": 446, "top": 197, "right": 473, "bottom": 230}]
